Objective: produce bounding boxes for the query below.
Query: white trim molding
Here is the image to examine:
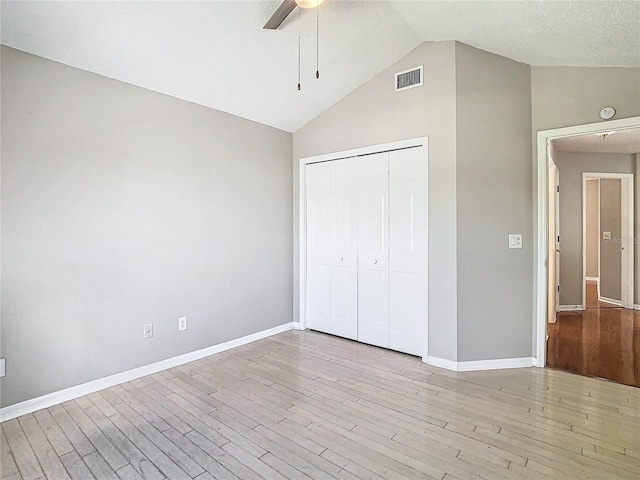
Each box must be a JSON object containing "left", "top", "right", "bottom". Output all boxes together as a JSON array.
[
  {"left": 558, "top": 305, "right": 584, "bottom": 312},
  {"left": 534, "top": 116, "right": 640, "bottom": 368},
  {"left": 585, "top": 277, "right": 598, "bottom": 283},
  {"left": 0, "top": 322, "right": 294, "bottom": 422},
  {"left": 598, "top": 296, "right": 622, "bottom": 307},
  {"left": 427, "top": 356, "right": 535, "bottom": 372}
]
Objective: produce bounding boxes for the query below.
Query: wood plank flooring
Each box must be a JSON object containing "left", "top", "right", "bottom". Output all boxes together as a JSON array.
[
  {"left": 584, "top": 282, "right": 619, "bottom": 310},
  {"left": 2, "top": 329, "right": 640, "bottom": 479},
  {"left": 548, "top": 282, "right": 640, "bottom": 387}
]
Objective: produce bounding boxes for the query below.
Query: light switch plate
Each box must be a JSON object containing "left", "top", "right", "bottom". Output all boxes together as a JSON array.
[
  {"left": 603, "top": 231, "right": 611, "bottom": 240},
  {"left": 509, "top": 234, "right": 523, "bottom": 249}
]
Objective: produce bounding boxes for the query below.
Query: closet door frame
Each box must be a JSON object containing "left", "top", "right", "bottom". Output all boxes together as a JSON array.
[{"left": 299, "top": 137, "right": 429, "bottom": 360}]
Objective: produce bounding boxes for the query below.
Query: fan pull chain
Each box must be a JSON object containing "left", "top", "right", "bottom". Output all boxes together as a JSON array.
[
  {"left": 297, "top": 8, "right": 301, "bottom": 91},
  {"left": 316, "top": 5, "right": 319, "bottom": 79}
]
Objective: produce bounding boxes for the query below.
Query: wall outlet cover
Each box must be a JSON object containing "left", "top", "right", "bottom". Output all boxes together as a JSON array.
[
  {"left": 178, "top": 316, "right": 187, "bottom": 331},
  {"left": 508, "top": 234, "right": 523, "bottom": 249},
  {"left": 0, "top": 358, "right": 5, "bottom": 378},
  {"left": 143, "top": 323, "right": 154, "bottom": 339}
]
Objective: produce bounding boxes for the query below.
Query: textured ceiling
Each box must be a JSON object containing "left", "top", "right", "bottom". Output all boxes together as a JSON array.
[
  {"left": 392, "top": 1, "right": 640, "bottom": 67},
  {"left": 554, "top": 127, "right": 640, "bottom": 154},
  {"left": 2, "top": 1, "right": 639, "bottom": 132}
]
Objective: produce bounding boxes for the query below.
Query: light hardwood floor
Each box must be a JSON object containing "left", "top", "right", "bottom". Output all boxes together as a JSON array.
[{"left": 2, "top": 330, "right": 639, "bottom": 479}]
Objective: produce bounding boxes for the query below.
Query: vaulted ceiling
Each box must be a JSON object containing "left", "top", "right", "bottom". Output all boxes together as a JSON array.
[{"left": 2, "top": 1, "right": 639, "bottom": 132}]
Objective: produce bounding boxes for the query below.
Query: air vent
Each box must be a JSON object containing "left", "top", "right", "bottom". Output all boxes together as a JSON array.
[{"left": 395, "top": 65, "right": 423, "bottom": 92}]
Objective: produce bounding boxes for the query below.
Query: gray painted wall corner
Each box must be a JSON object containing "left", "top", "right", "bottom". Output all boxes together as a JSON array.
[
  {"left": 454, "top": 42, "right": 533, "bottom": 362},
  {"left": 1, "top": 46, "right": 293, "bottom": 407}
]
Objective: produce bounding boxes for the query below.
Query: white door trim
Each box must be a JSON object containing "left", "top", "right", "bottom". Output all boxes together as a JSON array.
[
  {"left": 298, "top": 137, "right": 429, "bottom": 358},
  {"left": 582, "top": 173, "right": 634, "bottom": 309},
  {"left": 534, "top": 116, "right": 640, "bottom": 368}
]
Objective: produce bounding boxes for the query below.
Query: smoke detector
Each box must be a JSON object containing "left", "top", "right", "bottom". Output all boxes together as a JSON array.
[{"left": 599, "top": 107, "right": 616, "bottom": 120}]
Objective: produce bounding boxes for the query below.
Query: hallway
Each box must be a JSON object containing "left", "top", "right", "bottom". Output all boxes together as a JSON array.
[{"left": 547, "top": 283, "right": 640, "bottom": 387}]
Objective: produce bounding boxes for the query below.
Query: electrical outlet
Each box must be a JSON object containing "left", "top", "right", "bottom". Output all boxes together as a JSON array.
[
  {"left": 0, "top": 358, "right": 5, "bottom": 378},
  {"left": 178, "top": 316, "right": 187, "bottom": 331},
  {"left": 143, "top": 323, "right": 154, "bottom": 339}
]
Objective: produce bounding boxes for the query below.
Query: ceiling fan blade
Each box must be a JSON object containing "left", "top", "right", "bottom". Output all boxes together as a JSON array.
[{"left": 263, "top": 0, "right": 297, "bottom": 29}]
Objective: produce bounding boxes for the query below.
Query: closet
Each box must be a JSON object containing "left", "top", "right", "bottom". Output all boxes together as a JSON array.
[{"left": 305, "top": 145, "right": 428, "bottom": 357}]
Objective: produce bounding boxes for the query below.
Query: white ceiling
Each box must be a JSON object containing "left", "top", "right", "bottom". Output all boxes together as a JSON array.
[
  {"left": 554, "top": 127, "right": 640, "bottom": 154},
  {"left": 2, "top": 1, "right": 639, "bottom": 133}
]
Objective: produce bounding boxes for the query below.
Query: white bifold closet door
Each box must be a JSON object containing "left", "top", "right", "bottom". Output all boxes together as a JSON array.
[
  {"left": 356, "top": 153, "right": 390, "bottom": 348},
  {"left": 389, "top": 148, "right": 428, "bottom": 356},
  {"left": 329, "top": 159, "right": 359, "bottom": 340},
  {"left": 306, "top": 159, "right": 359, "bottom": 340},
  {"left": 306, "top": 146, "right": 427, "bottom": 357},
  {"left": 306, "top": 162, "right": 332, "bottom": 334}
]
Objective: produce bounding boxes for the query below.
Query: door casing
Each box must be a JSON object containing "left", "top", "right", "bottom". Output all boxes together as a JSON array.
[
  {"left": 534, "top": 116, "right": 640, "bottom": 367},
  {"left": 582, "top": 173, "right": 634, "bottom": 309}
]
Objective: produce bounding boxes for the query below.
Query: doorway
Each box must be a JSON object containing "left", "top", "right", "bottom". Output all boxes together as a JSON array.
[
  {"left": 581, "top": 173, "right": 634, "bottom": 309},
  {"left": 535, "top": 117, "right": 640, "bottom": 367},
  {"left": 583, "top": 178, "right": 608, "bottom": 309},
  {"left": 536, "top": 118, "right": 640, "bottom": 386}
]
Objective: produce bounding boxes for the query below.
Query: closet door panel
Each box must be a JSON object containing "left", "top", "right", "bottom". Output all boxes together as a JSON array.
[
  {"left": 357, "top": 154, "right": 390, "bottom": 349},
  {"left": 330, "top": 159, "right": 358, "bottom": 340},
  {"left": 306, "top": 162, "right": 332, "bottom": 333},
  {"left": 389, "top": 147, "right": 428, "bottom": 356}
]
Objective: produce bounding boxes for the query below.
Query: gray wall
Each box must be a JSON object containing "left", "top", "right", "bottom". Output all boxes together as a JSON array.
[
  {"left": 600, "top": 179, "right": 622, "bottom": 301},
  {"left": 454, "top": 43, "right": 532, "bottom": 362},
  {"left": 531, "top": 67, "right": 640, "bottom": 133},
  {"left": 553, "top": 151, "right": 635, "bottom": 306},
  {"left": 294, "top": 41, "right": 459, "bottom": 361},
  {"left": 585, "top": 180, "right": 599, "bottom": 279},
  {"left": 1, "top": 47, "right": 293, "bottom": 407}
]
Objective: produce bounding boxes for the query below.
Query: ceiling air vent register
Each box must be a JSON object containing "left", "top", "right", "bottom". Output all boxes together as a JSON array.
[{"left": 395, "top": 65, "right": 423, "bottom": 92}]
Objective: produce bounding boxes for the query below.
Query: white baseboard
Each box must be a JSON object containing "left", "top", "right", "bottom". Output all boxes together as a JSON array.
[
  {"left": 426, "top": 356, "right": 535, "bottom": 372},
  {"left": 585, "top": 277, "right": 598, "bottom": 283},
  {"left": 634, "top": 304, "right": 640, "bottom": 311},
  {"left": 598, "top": 296, "right": 622, "bottom": 306},
  {"left": 424, "top": 356, "right": 458, "bottom": 370},
  {"left": 0, "top": 322, "right": 294, "bottom": 422},
  {"left": 292, "top": 322, "right": 303, "bottom": 330},
  {"left": 558, "top": 305, "right": 584, "bottom": 312}
]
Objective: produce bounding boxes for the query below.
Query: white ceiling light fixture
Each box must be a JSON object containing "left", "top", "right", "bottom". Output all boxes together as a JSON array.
[
  {"left": 264, "top": 1, "right": 324, "bottom": 90},
  {"left": 295, "top": 0, "right": 324, "bottom": 8},
  {"left": 596, "top": 131, "right": 617, "bottom": 139}
]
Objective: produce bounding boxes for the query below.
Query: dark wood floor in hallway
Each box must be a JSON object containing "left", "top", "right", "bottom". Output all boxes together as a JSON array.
[{"left": 547, "top": 283, "right": 640, "bottom": 387}]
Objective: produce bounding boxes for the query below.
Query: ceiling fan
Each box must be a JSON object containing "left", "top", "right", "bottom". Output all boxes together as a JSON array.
[{"left": 264, "top": 0, "right": 324, "bottom": 29}]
